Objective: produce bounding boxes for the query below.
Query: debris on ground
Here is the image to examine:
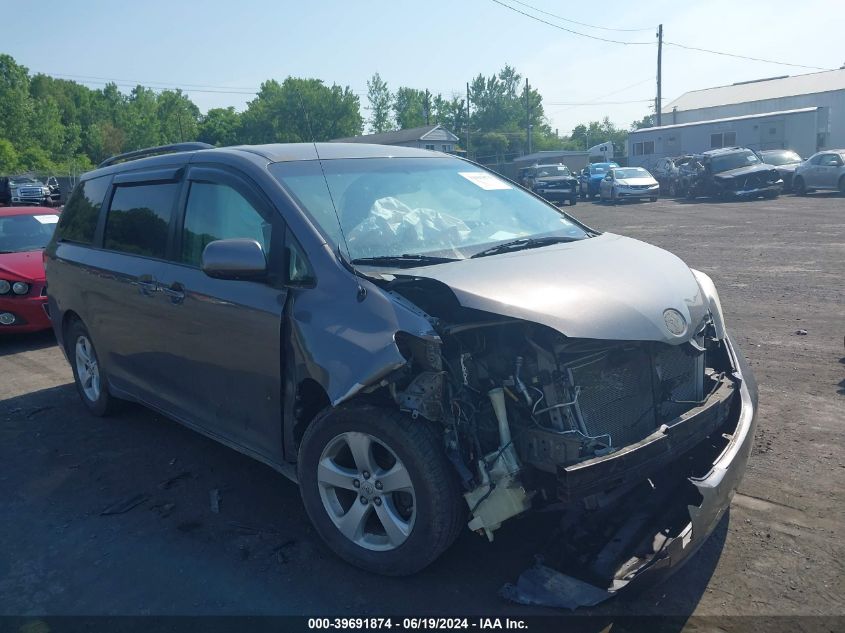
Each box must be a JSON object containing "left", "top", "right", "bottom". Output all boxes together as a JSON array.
[
  {"left": 158, "top": 471, "right": 191, "bottom": 490},
  {"left": 100, "top": 493, "right": 149, "bottom": 516},
  {"left": 227, "top": 520, "right": 280, "bottom": 536},
  {"left": 795, "top": 329, "right": 808, "bottom": 335},
  {"left": 151, "top": 502, "right": 175, "bottom": 518},
  {"left": 499, "top": 564, "right": 612, "bottom": 610}
]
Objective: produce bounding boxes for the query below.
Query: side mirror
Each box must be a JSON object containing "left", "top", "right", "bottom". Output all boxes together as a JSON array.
[{"left": 201, "top": 238, "right": 267, "bottom": 280}]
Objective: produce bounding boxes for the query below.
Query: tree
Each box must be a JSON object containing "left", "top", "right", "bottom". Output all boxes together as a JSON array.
[
  {"left": 157, "top": 89, "right": 200, "bottom": 144},
  {"left": 631, "top": 113, "right": 655, "bottom": 130},
  {"left": 366, "top": 73, "right": 393, "bottom": 133},
  {"left": 0, "top": 139, "right": 20, "bottom": 172},
  {"left": 393, "top": 87, "right": 427, "bottom": 129},
  {"left": 0, "top": 54, "right": 32, "bottom": 149},
  {"left": 240, "top": 77, "right": 362, "bottom": 143},
  {"left": 199, "top": 107, "right": 241, "bottom": 146}
]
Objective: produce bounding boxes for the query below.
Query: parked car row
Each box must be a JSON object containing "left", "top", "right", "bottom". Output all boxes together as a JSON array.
[
  {"left": 647, "top": 147, "right": 845, "bottom": 201},
  {"left": 519, "top": 147, "right": 844, "bottom": 207}
]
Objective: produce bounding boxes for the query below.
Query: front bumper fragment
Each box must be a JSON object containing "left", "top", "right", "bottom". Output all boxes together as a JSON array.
[{"left": 503, "top": 332, "right": 758, "bottom": 609}]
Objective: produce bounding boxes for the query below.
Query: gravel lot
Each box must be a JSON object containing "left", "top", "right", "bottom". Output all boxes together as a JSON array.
[{"left": 1, "top": 193, "right": 843, "bottom": 624}]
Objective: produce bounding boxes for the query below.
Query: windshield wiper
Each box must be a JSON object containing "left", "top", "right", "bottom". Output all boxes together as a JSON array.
[
  {"left": 351, "top": 254, "right": 460, "bottom": 267},
  {"left": 470, "top": 235, "right": 582, "bottom": 259}
]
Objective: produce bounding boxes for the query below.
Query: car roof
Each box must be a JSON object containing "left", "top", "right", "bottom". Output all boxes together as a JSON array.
[
  {"left": 83, "top": 142, "right": 450, "bottom": 181},
  {"left": 0, "top": 206, "right": 57, "bottom": 217}
]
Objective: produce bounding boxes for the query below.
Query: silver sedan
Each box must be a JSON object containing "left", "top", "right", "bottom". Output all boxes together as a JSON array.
[
  {"left": 599, "top": 167, "right": 660, "bottom": 204},
  {"left": 793, "top": 150, "right": 845, "bottom": 195}
]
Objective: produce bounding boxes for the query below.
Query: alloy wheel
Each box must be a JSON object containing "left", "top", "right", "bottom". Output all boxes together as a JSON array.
[
  {"left": 317, "top": 431, "right": 416, "bottom": 551},
  {"left": 75, "top": 335, "right": 101, "bottom": 402}
]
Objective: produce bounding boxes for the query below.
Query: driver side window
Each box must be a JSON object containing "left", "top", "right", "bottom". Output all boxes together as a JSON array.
[{"left": 181, "top": 181, "right": 272, "bottom": 267}]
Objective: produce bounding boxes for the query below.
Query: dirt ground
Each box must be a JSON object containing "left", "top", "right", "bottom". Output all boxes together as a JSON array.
[{"left": 1, "top": 193, "right": 843, "bottom": 626}]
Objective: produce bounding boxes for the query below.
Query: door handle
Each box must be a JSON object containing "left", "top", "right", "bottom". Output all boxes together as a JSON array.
[
  {"left": 162, "top": 282, "right": 186, "bottom": 304},
  {"left": 136, "top": 276, "right": 159, "bottom": 296}
]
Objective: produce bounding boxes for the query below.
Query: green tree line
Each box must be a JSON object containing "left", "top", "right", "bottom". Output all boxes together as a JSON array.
[{"left": 0, "top": 53, "right": 650, "bottom": 174}]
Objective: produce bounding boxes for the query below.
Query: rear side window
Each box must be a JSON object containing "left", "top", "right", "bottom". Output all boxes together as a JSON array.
[
  {"left": 104, "top": 183, "right": 178, "bottom": 258},
  {"left": 55, "top": 176, "right": 110, "bottom": 244}
]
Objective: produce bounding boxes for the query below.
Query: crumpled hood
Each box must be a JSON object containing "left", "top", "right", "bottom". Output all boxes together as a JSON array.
[
  {"left": 714, "top": 163, "right": 776, "bottom": 179},
  {"left": 398, "top": 233, "right": 710, "bottom": 345},
  {"left": 0, "top": 250, "right": 45, "bottom": 281}
]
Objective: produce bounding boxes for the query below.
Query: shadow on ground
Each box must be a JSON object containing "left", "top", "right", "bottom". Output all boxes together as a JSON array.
[{"left": 0, "top": 383, "right": 723, "bottom": 625}]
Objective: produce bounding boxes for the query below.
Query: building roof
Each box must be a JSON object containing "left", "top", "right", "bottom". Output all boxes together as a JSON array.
[
  {"left": 331, "top": 124, "right": 458, "bottom": 144},
  {"left": 664, "top": 67, "right": 845, "bottom": 113},
  {"left": 630, "top": 107, "right": 820, "bottom": 135}
]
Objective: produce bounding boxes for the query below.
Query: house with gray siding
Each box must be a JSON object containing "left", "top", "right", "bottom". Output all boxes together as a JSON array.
[{"left": 332, "top": 124, "right": 460, "bottom": 153}]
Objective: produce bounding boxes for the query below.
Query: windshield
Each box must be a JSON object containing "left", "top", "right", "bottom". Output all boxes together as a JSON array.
[
  {"left": 0, "top": 213, "right": 60, "bottom": 253},
  {"left": 761, "top": 150, "right": 802, "bottom": 165},
  {"left": 535, "top": 165, "right": 571, "bottom": 177},
  {"left": 614, "top": 167, "right": 651, "bottom": 179},
  {"left": 270, "top": 157, "right": 590, "bottom": 262},
  {"left": 10, "top": 177, "right": 41, "bottom": 186},
  {"left": 710, "top": 150, "right": 760, "bottom": 173}
]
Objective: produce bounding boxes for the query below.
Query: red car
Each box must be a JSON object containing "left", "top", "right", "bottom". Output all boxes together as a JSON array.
[{"left": 0, "top": 206, "right": 60, "bottom": 333}]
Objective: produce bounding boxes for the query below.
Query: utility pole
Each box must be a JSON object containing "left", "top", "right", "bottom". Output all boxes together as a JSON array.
[
  {"left": 466, "top": 82, "right": 471, "bottom": 160},
  {"left": 424, "top": 89, "right": 431, "bottom": 125},
  {"left": 656, "top": 23, "right": 663, "bottom": 127},
  {"left": 525, "top": 77, "right": 532, "bottom": 155}
]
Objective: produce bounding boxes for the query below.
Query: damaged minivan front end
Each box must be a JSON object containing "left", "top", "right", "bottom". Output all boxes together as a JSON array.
[
  {"left": 361, "top": 245, "right": 756, "bottom": 606},
  {"left": 269, "top": 150, "right": 757, "bottom": 605}
]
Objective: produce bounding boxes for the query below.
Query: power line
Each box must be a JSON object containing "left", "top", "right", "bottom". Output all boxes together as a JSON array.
[
  {"left": 663, "top": 41, "right": 833, "bottom": 72},
  {"left": 507, "top": 0, "right": 654, "bottom": 32},
  {"left": 488, "top": 0, "right": 654, "bottom": 45},
  {"left": 546, "top": 77, "right": 655, "bottom": 113},
  {"left": 546, "top": 98, "right": 653, "bottom": 106},
  {"left": 34, "top": 71, "right": 259, "bottom": 92},
  {"left": 491, "top": 0, "right": 834, "bottom": 72}
]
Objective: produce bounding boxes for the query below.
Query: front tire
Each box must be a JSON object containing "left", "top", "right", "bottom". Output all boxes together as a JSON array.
[
  {"left": 66, "top": 320, "right": 118, "bottom": 416},
  {"left": 838, "top": 176, "right": 845, "bottom": 195},
  {"left": 794, "top": 176, "right": 807, "bottom": 196},
  {"left": 298, "top": 403, "right": 465, "bottom": 576}
]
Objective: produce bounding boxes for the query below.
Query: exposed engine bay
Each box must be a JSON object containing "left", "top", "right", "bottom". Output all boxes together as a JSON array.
[{"left": 369, "top": 278, "right": 743, "bottom": 604}]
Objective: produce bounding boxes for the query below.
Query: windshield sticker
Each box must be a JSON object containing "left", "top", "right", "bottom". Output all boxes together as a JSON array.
[
  {"left": 34, "top": 214, "right": 60, "bottom": 224},
  {"left": 459, "top": 172, "right": 512, "bottom": 190}
]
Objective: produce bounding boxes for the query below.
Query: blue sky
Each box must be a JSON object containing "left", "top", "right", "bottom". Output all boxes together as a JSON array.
[{"left": 6, "top": 0, "right": 843, "bottom": 135}]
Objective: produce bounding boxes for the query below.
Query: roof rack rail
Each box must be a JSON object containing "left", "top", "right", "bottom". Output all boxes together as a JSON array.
[{"left": 98, "top": 142, "right": 214, "bottom": 169}]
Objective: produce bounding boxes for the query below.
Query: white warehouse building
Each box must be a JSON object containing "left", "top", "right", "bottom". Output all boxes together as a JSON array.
[{"left": 628, "top": 67, "right": 845, "bottom": 168}]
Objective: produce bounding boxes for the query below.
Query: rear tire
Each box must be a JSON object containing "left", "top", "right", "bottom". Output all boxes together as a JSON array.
[
  {"left": 794, "top": 176, "right": 807, "bottom": 196},
  {"left": 65, "top": 319, "right": 119, "bottom": 416},
  {"left": 649, "top": 196, "right": 658, "bottom": 202},
  {"left": 668, "top": 181, "right": 677, "bottom": 197},
  {"left": 297, "top": 403, "right": 465, "bottom": 576},
  {"left": 568, "top": 195, "right": 577, "bottom": 206}
]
